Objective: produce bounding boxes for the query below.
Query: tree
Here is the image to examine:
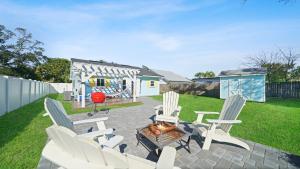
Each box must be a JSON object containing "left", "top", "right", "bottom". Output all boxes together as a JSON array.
[
  {"left": 36, "top": 58, "right": 71, "bottom": 82},
  {"left": 291, "top": 66, "right": 300, "bottom": 81},
  {"left": 0, "top": 25, "right": 16, "bottom": 75},
  {"left": 195, "top": 71, "right": 215, "bottom": 78},
  {"left": 246, "top": 48, "right": 299, "bottom": 82},
  {"left": 0, "top": 25, "right": 47, "bottom": 79}
]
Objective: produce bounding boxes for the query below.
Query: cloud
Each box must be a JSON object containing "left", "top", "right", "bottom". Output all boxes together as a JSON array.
[{"left": 142, "top": 33, "right": 181, "bottom": 51}]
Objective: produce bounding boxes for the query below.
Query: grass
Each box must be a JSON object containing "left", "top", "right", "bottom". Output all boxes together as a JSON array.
[
  {"left": 0, "top": 94, "right": 143, "bottom": 169},
  {"left": 55, "top": 94, "right": 143, "bottom": 115},
  {"left": 151, "top": 94, "right": 300, "bottom": 155}
]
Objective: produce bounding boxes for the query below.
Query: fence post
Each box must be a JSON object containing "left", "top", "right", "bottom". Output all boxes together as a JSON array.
[
  {"left": 19, "top": 78, "right": 23, "bottom": 106},
  {"left": 4, "top": 76, "right": 9, "bottom": 114}
]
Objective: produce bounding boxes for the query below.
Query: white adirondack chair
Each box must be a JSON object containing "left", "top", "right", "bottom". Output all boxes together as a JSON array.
[
  {"left": 42, "top": 125, "right": 181, "bottom": 169},
  {"left": 44, "top": 98, "right": 123, "bottom": 148},
  {"left": 155, "top": 91, "right": 181, "bottom": 126},
  {"left": 193, "top": 95, "right": 250, "bottom": 150}
]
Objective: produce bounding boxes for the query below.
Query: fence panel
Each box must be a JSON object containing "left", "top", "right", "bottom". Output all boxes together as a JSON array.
[
  {"left": 266, "top": 82, "right": 300, "bottom": 98},
  {"left": 7, "top": 77, "right": 22, "bottom": 112},
  {"left": 22, "top": 79, "right": 30, "bottom": 106},
  {"left": 160, "top": 82, "right": 220, "bottom": 98}
]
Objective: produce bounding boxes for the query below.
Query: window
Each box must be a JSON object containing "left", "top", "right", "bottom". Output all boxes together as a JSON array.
[
  {"left": 96, "top": 78, "right": 105, "bottom": 87},
  {"left": 122, "top": 79, "right": 126, "bottom": 90},
  {"left": 150, "top": 80, "right": 155, "bottom": 87}
]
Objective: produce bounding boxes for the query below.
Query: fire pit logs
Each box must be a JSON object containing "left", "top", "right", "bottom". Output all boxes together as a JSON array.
[{"left": 148, "top": 122, "right": 176, "bottom": 136}]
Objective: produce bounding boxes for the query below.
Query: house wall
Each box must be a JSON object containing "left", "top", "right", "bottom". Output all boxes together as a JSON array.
[
  {"left": 220, "top": 75, "right": 265, "bottom": 102},
  {"left": 139, "top": 76, "right": 160, "bottom": 96},
  {"left": 50, "top": 83, "right": 72, "bottom": 93}
]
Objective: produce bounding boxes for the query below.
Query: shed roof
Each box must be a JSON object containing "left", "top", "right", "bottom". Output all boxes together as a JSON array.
[
  {"left": 152, "top": 69, "right": 191, "bottom": 82},
  {"left": 219, "top": 68, "right": 266, "bottom": 76}
]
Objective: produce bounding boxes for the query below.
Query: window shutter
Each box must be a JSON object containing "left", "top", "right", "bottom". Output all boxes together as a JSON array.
[
  {"left": 89, "top": 78, "right": 96, "bottom": 87},
  {"left": 146, "top": 81, "right": 150, "bottom": 88},
  {"left": 105, "top": 79, "right": 110, "bottom": 87}
]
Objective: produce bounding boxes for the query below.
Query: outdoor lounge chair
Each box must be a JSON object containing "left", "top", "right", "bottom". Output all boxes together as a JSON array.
[
  {"left": 42, "top": 125, "right": 181, "bottom": 169},
  {"left": 154, "top": 91, "right": 181, "bottom": 126},
  {"left": 44, "top": 98, "right": 123, "bottom": 148},
  {"left": 192, "top": 94, "right": 250, "bottom": 150}
]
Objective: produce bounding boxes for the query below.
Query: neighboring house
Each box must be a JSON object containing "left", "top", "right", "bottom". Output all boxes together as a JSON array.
[
  {"left": 152, "top": 69, "right": 191, "bottom": 84},
  {"left": 219, "top": 68, "right": 266, "bottom": 102},
  {"left": 70, "top": 58, "right": 161, "bottom": 107},
  {"left": 193, "top": 77, "right": 220, "bottom": 84},
  {"left": 137, "top": 66, "right": 162, "bottom": 96}
]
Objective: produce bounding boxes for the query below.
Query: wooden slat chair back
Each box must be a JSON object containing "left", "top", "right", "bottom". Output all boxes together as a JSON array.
[
  {"left": 218, "top": 95, "right": 246, "bottom": 132},
  {"left": 46, "top": 125, "right": 107, "bottom": 166},
  {"left": 163, "top": 91, "right": 179, "bottom": 116},
  {"left": 46, "top": 125, "right": 87, "bottom": 161},
  {"left": 44, "top": 98, "right": 74, "bottom": 131}
]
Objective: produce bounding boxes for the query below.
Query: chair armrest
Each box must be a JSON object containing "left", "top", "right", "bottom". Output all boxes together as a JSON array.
[
  {"left": 102, "top": 135, "right": 124, "bottom": 149},
  {"left": 173, "top": 106, "right": 182, "bottom": 117},
  {"left": 175, "top": 106, "right": 182, "bottom": 112},
  {"left": 154, "top": 105, "right": 163, "bottom": 110},
  {"left": 79, "top": 128, "right": 113, "bottom": 139},
  {"left": 194, "top": 111, "right": 219, "bottom": 115},
  {"left": 73, "top": 117, "right": 108, "bottom": 125},
  {"left": 156, "top": 146, "right": 177, "bottom": 169},
  {"left": 206, "top": 119, "right": 241, "bottom": 124}
]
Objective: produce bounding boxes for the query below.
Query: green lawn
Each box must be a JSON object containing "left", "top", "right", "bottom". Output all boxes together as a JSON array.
[
  {"left": 152, "top": 94, "right": 300, "bottom": 155},
  {"left": 0, "top": 94, "right": 143, "bottom": 169}
]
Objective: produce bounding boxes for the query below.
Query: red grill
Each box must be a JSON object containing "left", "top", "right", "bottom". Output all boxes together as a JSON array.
[{"left": 91, "top": 92, "right": 106, "bottom": 103}]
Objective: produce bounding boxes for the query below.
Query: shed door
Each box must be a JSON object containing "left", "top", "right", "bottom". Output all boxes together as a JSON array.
[
  {"left": 229, "top": 79, "right": 240, "bottom": 96},
  {"left": 241, "top": 78, "right": 252, "bottom": 100}
]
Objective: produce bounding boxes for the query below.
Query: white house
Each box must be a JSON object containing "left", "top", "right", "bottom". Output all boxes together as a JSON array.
[{"left": 70, "top": 58, "right": 162, "bottom": 107}]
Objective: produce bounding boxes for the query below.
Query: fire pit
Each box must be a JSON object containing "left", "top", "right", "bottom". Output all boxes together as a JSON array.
[
  {"left": 136, "top": 123, "right": 191, "bottom": 156},
  {"left": 148, "top": 122, "right": 177, "bottom": 136}
]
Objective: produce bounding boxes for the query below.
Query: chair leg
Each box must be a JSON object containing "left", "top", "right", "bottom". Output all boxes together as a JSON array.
[
  {"left": 202, "top": 124, "right": 216, "bottom": 150},
  {"left": 202, "top": 133, "right": 213, "bottom": 150}
]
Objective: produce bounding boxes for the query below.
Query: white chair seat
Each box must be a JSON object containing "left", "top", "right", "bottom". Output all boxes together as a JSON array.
[
  {"left": 99, "top": 135, "right": 124, "bottom": 149},
  {"left": 156, "top": 114, "right": 178, "bottom": 122},
  {"left": 80, "top": 128, "right": 114, "bottom": 139},
  {"left": 197, "top": 127, "right": 228, "bottom": 137}
]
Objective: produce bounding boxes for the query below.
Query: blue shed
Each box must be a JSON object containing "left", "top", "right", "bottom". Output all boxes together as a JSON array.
[{"left": 219, "top": 68, "right": 266, "bottom": 102}]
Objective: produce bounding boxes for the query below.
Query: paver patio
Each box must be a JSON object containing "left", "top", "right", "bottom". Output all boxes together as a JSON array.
[{"left": 38, "top": 97, "right": 300, "bottom": 169}]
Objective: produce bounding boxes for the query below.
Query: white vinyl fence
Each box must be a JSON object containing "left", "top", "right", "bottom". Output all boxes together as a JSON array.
[
  {"left": 49, "top": 83, "right": 72, "bottom": 93},
  {"left": 0, "top": 75, "right": 60, "bottom": 116}
]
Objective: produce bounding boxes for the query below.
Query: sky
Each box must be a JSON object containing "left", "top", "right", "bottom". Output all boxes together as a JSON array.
[{"left": 1, "top": 0, "right": 300, "bottom": 78}]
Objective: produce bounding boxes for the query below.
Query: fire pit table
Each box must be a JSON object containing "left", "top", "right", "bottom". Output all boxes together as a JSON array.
[{"left": 136, "top": 122, "right": 191, "bottom": 156}]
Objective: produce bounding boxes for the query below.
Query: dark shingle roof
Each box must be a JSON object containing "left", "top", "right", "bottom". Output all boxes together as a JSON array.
[
  {"left": 71, "top": 58, "right": 140, "bottom": 70},
  {"left": 219, "top": 68, "right": 266, "bottom": 76},
  {"left": 138, "top": 66, "right": 162, "bottom": 77},
  {"left": 152, "top": 69, "right": 191, "bottom": 82}
]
